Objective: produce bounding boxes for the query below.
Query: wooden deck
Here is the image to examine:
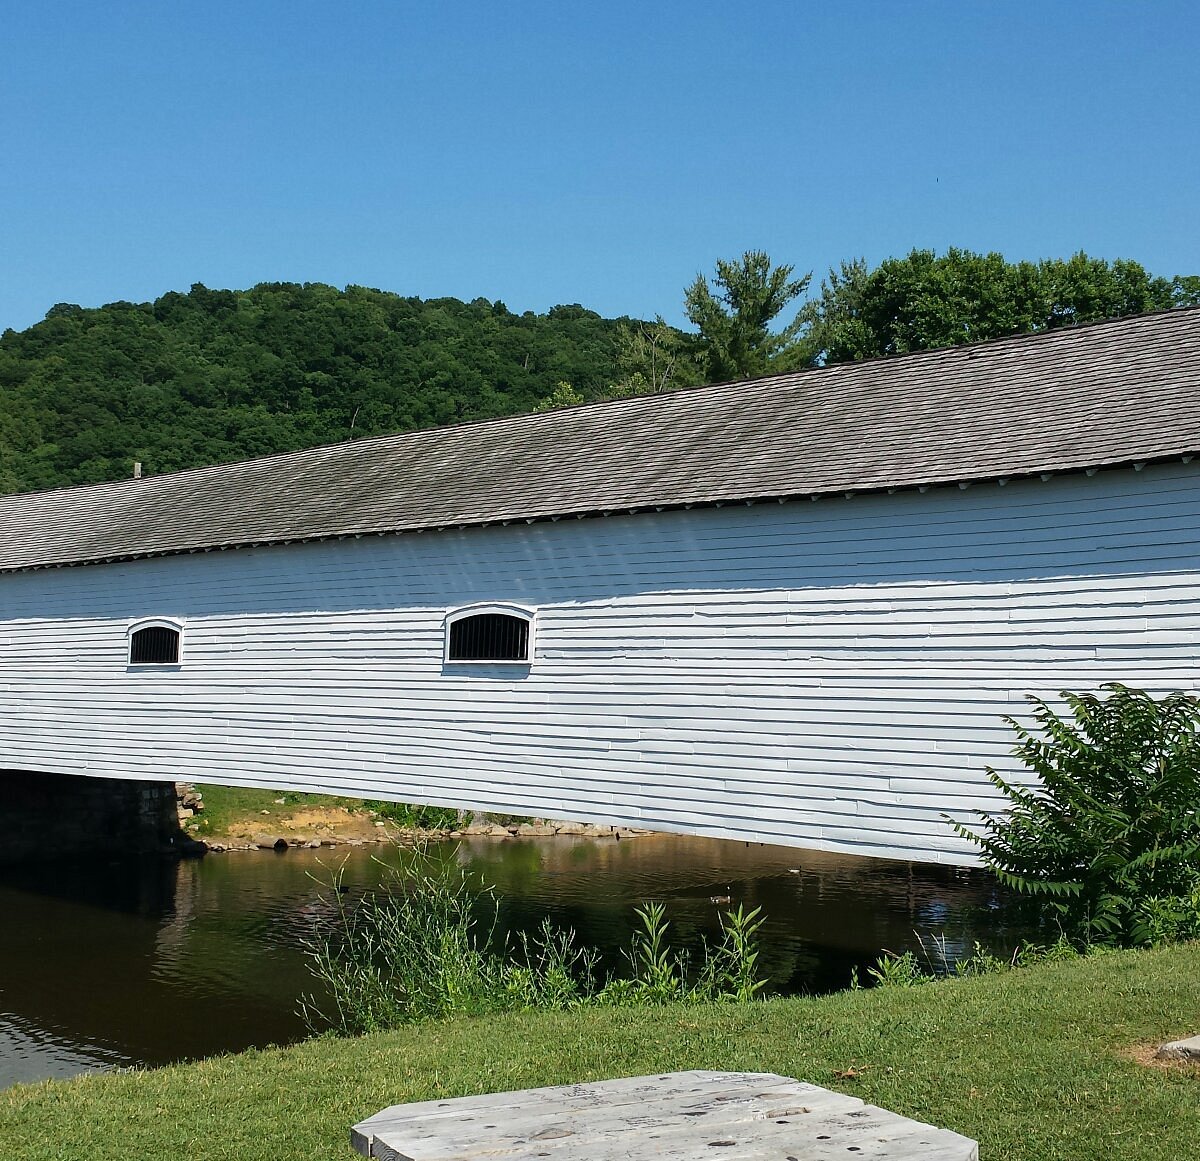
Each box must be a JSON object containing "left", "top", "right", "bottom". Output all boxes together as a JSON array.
[{"left": 351, "top": 1070, "right": 979, "bottom": 1160}]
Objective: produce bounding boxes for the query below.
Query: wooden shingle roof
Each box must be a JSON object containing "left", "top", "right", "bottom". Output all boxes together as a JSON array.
[{"left": 2, "top": 306, "right": 1199, "bottom": 573}]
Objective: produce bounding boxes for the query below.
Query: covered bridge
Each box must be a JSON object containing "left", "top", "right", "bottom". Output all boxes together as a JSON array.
[{"left": 1, "top": 307, "right": 1198, "bottom": 863}]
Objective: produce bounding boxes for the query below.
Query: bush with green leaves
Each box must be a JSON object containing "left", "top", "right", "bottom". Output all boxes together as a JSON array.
[
  {"left": 361, "top": 800, "right": 462, "bottom": 829},
  {"left": 954, "top": 683, "right": 1200, "bottom": 947}
]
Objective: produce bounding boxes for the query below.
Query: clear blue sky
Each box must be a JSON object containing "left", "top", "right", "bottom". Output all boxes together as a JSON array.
[{"left": 2, "top": 1, "right": 1197, "bottom": 333}]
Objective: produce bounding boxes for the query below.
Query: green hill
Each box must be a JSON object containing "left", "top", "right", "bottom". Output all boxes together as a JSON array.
[{"left": 0, "top": 282, "right": 632, "bottom": 495}]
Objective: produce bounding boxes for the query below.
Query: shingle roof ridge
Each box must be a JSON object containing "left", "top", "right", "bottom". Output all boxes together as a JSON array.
[{"left": 6, "top": 303, "right": 1196, "bottom": 507}]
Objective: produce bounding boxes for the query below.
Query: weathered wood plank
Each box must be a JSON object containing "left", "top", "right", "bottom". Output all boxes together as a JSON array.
[
  {"left": 352, "top": 1071, "right": 834, "bottom": 1145},
  {"left": 351, "top": 1071, "right": 978, "bottom": 1160}
]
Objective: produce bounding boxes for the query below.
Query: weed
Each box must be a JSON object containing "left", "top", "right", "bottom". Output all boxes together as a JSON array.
[{"left": 299, "top": 850, "right": 768, "bottom": 1034}]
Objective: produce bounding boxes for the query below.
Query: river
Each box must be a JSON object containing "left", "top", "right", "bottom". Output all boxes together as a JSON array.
[{"left": 0, "top": 834, "right": 1029, "bottom": 1090}]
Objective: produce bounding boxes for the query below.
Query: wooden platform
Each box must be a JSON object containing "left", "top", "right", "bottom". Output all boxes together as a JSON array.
[{"left": 351, "top": 1070, "right": 979, "bottom": 1160}]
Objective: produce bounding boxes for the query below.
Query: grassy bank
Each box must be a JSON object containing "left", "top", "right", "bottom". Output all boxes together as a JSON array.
[
  {"left": 183, "top": 784, "right": 463, "bottom": 845},
  {"left": 3, "top": 943, "right": 1198, "bottom": 1160},
  {"left": 183, "top": 784, "right": 369, "bottom": 836}
]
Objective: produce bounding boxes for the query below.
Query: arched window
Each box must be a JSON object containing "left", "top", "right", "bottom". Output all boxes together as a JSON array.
[
  {"left": 128, "top": 620, "right": 182, "bottom": 666},
  {"left": 445, "top": 605, "right": 534, "bottom": 664}
]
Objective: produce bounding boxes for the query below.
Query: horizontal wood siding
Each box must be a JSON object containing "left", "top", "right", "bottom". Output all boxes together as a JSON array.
[{"left": 2, "top": 461, "right": 1199, "bottom": 863}]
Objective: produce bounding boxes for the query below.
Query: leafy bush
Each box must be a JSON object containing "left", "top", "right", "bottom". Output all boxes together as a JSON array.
[
  {"left": 299, "top": 849, "right": 768, "bottom": 1035},
  {"left": 362, "top": 801, "right": 461, "bottom": 829},
  {"left": 954, "top": 683, "right": 1200, "bottom": 946}
]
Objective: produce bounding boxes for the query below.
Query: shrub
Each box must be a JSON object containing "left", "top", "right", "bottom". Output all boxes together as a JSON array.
[
  {"left": 362, "top": 801, "right": 462, "bottom": 829},
  {"left": 953, "top": 683, "right": 1200, "bottom": 946}
]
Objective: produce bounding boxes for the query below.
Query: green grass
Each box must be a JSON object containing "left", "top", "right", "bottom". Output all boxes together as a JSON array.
[
  {"left": 185, "top": 784, "right": 374, "bottom": 836},
  {"left": 186, "top": 785, "right": 468, "bottom": 837},
  {"left": 4, "top": 943, "right": 1199, "bottom": 1160}
]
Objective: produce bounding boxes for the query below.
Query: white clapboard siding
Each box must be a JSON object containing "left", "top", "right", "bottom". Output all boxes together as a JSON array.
[{"left": 2, "top": 460, "right": 1200, "bottom": 864}]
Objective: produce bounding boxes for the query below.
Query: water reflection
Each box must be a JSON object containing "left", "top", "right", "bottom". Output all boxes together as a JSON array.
[{"left": 0, "top": 836, "right": 1030, "bottom": 1089}]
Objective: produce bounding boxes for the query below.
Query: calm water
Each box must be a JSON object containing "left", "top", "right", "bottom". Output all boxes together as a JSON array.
[{"left": 0, "top": 835, "right": 1029, "bottom": 1089}]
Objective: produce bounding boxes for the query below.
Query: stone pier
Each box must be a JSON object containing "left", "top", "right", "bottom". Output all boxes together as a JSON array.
[{"left": 0, "top": 769, "right": 181, "bottom": 863}]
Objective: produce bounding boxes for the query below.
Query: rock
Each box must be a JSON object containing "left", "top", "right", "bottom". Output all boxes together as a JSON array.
[
  {"left": 517, "top": 823, "right": 556, "bottom": 837},
  {"left": 1156, "top": 1035, "right": 1200, "bottom": 1060},
  {"left": 177, "top": 837, "right": 208, "bottom": 858},
  {"left": 306, "top": 840, "right": 321, "bottom": 848},
  {"left": 552, "top": 821, "right": 587, "bottom": 835},
  {"left": 253, "top": 835, "right": 289, "bottom": 851}
]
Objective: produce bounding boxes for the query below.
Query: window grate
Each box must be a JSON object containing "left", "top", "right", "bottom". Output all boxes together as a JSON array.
[
  {"left": 130, "top": 625, "right": 180, "bottom": 665},
  {"left": 448, "top": 613, "right": 529, "bottom": 663}
]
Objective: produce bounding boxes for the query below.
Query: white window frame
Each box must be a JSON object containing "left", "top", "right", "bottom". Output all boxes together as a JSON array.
[
  {"left": 443, "top": 603, "right": 536, "bottom": 666},
  {"left": 127, "top": 617, "right": 185, "bottom": 667}
]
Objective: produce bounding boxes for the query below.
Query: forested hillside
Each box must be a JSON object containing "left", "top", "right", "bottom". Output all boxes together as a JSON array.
[{"left": 0, "top": 283, "right": 630, "bottom": 494}]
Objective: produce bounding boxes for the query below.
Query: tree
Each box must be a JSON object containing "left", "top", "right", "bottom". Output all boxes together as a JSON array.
[
  {"left": 533, "top": 381, "right": 585, "bottom": 412},
  {"left": 684, "top": 251, "right": 811, "bottom": 382},
  {"left": 803, "top": 248, "right": 1190, "bottom": 365},
  {"left": 607, "top": 317, "right": 700, "bottom": 398}
]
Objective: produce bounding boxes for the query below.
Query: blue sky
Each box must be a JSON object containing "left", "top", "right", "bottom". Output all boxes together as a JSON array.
[{"left": 2, "top": 1, "right": 1197, "bottom": 333}]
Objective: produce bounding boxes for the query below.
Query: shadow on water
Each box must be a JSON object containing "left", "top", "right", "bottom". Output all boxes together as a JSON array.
[{"left": 0, "top": 835, "right": 1036, "bottom": 1089}]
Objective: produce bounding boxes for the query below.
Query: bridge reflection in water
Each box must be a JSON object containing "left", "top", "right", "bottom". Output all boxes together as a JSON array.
[{"left": 0, "top": 834, "right": 1030, "bottom": 1089}]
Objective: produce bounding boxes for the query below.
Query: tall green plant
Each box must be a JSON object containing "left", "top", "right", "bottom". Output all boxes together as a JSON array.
[
  {"left": 954, "top": 684, "right": 1200, "bottom": 945},
  {"left": 597, "top": 902, "right": 767, "bottom": 1006},
  {"left": 300, "top": 854, "right": 769, "bottom": 1035}
]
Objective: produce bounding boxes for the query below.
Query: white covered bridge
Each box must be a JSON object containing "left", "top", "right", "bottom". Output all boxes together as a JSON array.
[{"left": 2, "top": 308, "right": 1199, "bottom": 864}]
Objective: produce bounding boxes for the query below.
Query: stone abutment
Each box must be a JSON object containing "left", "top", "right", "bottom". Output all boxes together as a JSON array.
[{"left": 0, "top": 770, "right": 182, "bottom": 863}]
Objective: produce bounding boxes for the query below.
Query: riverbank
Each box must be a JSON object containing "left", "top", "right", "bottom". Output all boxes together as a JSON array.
[
  {"left": 181, "top": 783, "right": 647, "bottom": 851},
  {"left": 3, "top": 942, "right": 1197, "bottom": 1160}
]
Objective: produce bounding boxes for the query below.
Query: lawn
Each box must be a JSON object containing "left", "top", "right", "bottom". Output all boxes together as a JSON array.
[{"left": 3, "top": 943, "right": 1197, "bottom": 1160}]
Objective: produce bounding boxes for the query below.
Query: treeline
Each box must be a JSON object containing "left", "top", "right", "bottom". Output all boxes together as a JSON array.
[
  {"left": 645, "top": 247, "right": 1200, "bottom": 387},
  {"left": 801, "top": 249, "right": 1200, "bottom": 363},
  {"left": 2, "top": 249, "right": 1196, "bottom": 495}
]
